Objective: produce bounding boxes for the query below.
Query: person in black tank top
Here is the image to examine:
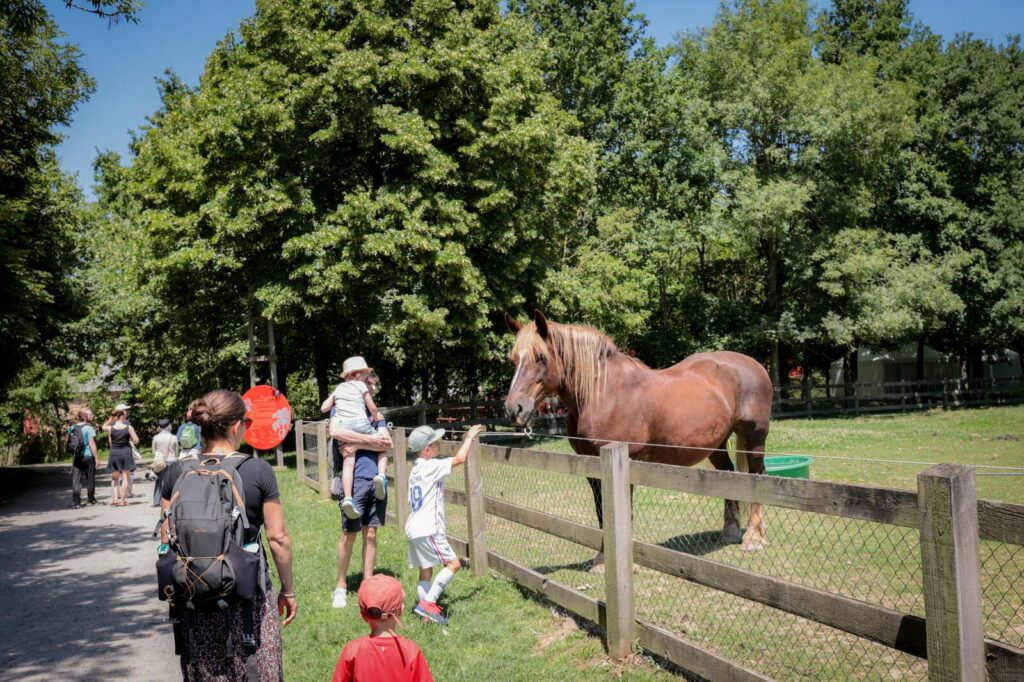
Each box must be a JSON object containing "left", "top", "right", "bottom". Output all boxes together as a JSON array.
[{"left": 102, "top": 410, "right": 138, "bottom": 506}]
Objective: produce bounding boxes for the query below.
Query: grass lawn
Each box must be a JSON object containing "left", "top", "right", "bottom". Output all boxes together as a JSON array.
[
  {"left": 274, "top": 472, "right": 678, "bottom": 682},
  {"left": 274, "top": 406, "right": 1024, "bottom": 681},
  {"left": 467, "top": 406, "right": 1024, "bottom": 679}
]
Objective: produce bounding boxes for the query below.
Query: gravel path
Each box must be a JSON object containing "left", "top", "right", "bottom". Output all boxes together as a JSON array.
[{"left": 0, "top": 466, "right": 180, "bottom": 681}]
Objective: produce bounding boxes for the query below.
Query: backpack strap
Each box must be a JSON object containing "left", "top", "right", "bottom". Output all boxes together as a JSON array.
[{"left": 241, "top": 599, "right": 259, "bottom": 679}]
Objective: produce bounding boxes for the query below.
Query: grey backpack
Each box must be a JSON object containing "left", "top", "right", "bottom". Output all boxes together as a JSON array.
[{"left": 158, "top": 454, "right": 259, "bottom": 609}]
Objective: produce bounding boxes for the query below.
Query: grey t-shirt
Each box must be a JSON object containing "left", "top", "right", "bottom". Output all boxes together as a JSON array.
[{"left": 331, "top": 381, "right": 371, "bottom": 423}]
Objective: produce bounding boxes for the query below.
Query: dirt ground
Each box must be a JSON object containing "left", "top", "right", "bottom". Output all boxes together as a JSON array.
[{"left": 0, "top": 465, "right": 180, "bottom": 681}]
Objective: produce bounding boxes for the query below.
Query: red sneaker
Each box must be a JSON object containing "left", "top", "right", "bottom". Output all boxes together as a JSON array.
[{"left": 413, "top": 600, "right": 448, "bottom": 625}]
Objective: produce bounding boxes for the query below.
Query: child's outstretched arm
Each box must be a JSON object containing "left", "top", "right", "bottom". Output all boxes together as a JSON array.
[
  {"left": 451, "top": 425, "right": 484, "bottom": 467},
  {"left": 319, "top": 393, "right": 335, "bottom": 414}
]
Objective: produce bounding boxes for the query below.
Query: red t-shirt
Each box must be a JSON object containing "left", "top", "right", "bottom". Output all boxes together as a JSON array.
[{"left": 331, "top": 634, "right": 433, "bottom": 682}]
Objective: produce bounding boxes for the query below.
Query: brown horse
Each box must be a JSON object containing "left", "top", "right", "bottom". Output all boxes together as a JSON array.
[{"left": 504, "top": 310, "right": 773, "bottom": 557}]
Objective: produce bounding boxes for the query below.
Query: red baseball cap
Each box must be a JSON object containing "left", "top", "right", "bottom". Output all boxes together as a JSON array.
[{"left": 357, "top": 575, "right": 405, "bottom": 627}]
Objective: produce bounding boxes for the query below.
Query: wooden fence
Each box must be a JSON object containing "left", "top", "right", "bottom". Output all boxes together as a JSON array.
[
  {"left": 773, "top": 375, "right": 1024, "bottom": 418},
  {"left": 383, "top": 427, "right": 1023, "bottom": 681},
  {"left": 294, "top": 420, "right": 330, "bottom": 500}
]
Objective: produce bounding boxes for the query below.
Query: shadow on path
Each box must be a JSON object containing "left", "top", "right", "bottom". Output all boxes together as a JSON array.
[{"left": 0, "top": 468, "right": 179, "bottom": 681}]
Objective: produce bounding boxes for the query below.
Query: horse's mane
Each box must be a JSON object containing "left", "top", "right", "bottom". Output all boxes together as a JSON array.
[{"left": 510, "top": 321, "right": 643, "bottom": 413}]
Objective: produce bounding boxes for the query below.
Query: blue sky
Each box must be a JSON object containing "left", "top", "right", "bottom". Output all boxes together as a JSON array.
[{"left": 47, "top": 0, "right": 1023, "bottom": 199}]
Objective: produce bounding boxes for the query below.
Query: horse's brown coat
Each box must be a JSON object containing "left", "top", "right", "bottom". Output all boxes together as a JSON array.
[{"left": 504, "top": 311, "right": 774, "bottom": 551}]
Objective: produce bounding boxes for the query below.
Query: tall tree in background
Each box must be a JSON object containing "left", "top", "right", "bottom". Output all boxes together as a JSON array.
[
  {"left": 671, "top": 0, "right": 959, "bottom": 384},
  {"left": 95, "top": 0, "right": 595, "bottom": 411},
  {"left": 0, "top": 3, "right": 92, "bottom": 395}
]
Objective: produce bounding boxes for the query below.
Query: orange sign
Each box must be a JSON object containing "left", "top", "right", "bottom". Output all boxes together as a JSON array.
[{"left": 242, "top": 385, "right": 292, "bottom": 450}]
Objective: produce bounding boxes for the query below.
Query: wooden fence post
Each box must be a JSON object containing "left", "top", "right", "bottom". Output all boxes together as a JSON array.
[
  {"left": 317, "top": 420, "right": 329, "bottom": 501},
  {"left": 917, "top": 464, "right": 985, "bottom": 681},
  {"left": 295, "top": 421, "right": 305, "bottom": 484},
  {"left": 393, "top": 428, "right": 409, "bottom": 530},
  {"left": 464, "top": 438, "right": 488, "bottom": 576},
  {"left": 600, "top": 442, "right": 635, "bottom": 660}
]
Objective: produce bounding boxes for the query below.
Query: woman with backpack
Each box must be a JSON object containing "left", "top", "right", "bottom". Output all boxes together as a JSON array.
[
  {"left": 103, "top": 408, "right": 139, "bottom": 506},
  {"left": 150, "top": 418, "right": 178, "bottom": 506},
  {"left": 159, "top": 388, "right": 297, "bottom": 681}
]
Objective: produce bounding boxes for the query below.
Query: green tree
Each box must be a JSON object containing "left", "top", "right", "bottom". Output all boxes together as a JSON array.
[
  {"left": 94, "top": 0, "right": 595, "bottom": 411},
  {"left": 671, "top": 0, "right": 944, "bottom": 382},
  {"left": 0, "top": 4, "right": 93, "bottom": 395}
]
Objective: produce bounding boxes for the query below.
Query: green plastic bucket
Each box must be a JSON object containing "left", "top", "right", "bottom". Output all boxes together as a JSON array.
[{"left": 763, "top": 455, "right": 811, "bottom": 479}]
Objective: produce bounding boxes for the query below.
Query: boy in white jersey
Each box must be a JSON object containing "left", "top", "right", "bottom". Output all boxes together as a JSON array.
[{"left": 404, "top": 423, "right": 484, "bottom": 625}]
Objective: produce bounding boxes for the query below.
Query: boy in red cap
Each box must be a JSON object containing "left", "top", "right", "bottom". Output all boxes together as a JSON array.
[{"left": 332, "top": 575, "right": 433, "bottom": 682}]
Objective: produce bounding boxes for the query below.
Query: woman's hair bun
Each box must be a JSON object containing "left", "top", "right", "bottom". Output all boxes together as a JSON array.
[
  {"left": 190, "top": 399, "right": 213, "bottom": 428},
  {"left": 188, "top": 390, "right": 246, "bottom": 441}
]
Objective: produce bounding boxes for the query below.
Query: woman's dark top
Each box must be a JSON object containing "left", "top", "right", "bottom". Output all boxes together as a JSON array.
[
  {"left": 109, "top": 424, "right": 133, "bottom": 455},
  {"left": 161, "top": 453, "right": 280, "bottom": 542}
]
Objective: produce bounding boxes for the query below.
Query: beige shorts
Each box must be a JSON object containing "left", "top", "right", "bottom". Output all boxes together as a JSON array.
[{"left": 407, "top": 533, "right": 456, "bottom": 569}]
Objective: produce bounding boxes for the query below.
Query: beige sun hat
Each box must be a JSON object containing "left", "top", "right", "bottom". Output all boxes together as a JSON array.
[{"left": 341, "top": 356, "right": 372, "bottom": 378}]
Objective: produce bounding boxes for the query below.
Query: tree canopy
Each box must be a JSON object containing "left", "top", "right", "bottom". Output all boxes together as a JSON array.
[{"left": 10, "top": 0, "right": 1021, "bottom": 437}]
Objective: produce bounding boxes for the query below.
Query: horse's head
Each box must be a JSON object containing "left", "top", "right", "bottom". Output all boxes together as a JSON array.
[{"left": 504, "top": 310, "right": 563, "bottom": 428}]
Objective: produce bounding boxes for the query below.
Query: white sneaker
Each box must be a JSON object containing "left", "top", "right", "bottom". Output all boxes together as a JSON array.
[{"left": 332, "top": 588, "right": 347, "bottom": 608}]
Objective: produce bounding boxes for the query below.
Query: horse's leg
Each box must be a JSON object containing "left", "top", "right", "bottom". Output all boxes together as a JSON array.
[
  {"left": 708, "top": 444, "right": 742, "bottom": 544},
  {"left": 586, "top": 475, "right": 638, "bottom": 572},
  {"left": 587, "top": 476, "right": 605, "bottom": 570},
  {"left": 737, "top": 428, "right": 768, "bottom": 551}
]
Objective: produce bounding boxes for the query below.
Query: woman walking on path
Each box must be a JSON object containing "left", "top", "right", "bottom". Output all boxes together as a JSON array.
[
  {"left": 160, "top": 389, "right": 297, "bottom": 681},
  {"left": 70, "top": 408, "right": 101, "bottom": 507},
  {"left": 103, "top": 408, "right": 138, "bottom": 506},
  {"left": 150, "top": 418, "right": 178, "bottom": 506}
]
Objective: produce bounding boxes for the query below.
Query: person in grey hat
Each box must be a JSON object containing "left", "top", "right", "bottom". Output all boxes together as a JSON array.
[
  {"left": 405, "top": 423, "right": 484, "bottom": 625},
  {"left": 150, "top": 418, "right": 178, "bottom": 506}
]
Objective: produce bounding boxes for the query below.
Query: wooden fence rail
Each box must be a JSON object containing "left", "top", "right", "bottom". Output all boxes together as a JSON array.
[{"left": 389, "top": 430, "right": 1024, "bottom": 681}]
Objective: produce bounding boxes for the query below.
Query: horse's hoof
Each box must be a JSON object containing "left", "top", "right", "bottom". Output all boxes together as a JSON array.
[
  {"left": 740, "top": 537, "right": 765, "bottom": 552},
  {"left": 588, "top": 554, "right": 606, "bottom": 574},
  {"left": 721, "top": 527, "right": 743, "bottom": 544}
]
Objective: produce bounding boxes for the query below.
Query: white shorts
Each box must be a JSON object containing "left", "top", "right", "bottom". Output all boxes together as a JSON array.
[{"left": 407, "top": 533, "right": 456, "bottom": 569}]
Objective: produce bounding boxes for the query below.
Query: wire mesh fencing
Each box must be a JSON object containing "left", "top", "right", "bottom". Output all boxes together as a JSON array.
[
  {"left": 479, "top": 456, "right": 602, "bottom": 597},
  {"left": 980, "top": 539, "right": 1024, "bottom": 649},
  {"left": 631, "top": 486, "right": 928, "bottom": 679},
  {"left": 414, "top": 433, "right": 1023, "bottom": 680},
  {"left": 296, "top": 420, "right": 326, "bottom": 495}
]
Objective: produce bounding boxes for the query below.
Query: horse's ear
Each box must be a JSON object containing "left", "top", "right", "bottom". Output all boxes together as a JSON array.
[
  {"left": 534, "top": 309, "right": 549, "bottom": 340},
  {"left": 504, "top": 312, "right": 523, "bottom": 334}
]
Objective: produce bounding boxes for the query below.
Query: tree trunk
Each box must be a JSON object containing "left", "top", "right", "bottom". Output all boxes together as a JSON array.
[
  {"left": 767, "top": 231, "right": 781, "bottom": 388},
  {"left": 659, "top": 269, "right": 670, "bottom": 368},
  {"left": 916, "top": 338, "right": 925, "bottom": 382},
  {"left": 313, "top": 331, "right": 330, "bottom": 403},
  {"left": 843, "top": 346, "right": 856, "bottom": 398},
  {"left": 801, "top": 355, "right": 811, "bottom": 404},
  {"left": 770, "top": 340, "right": 781, "bottom": 387}
]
